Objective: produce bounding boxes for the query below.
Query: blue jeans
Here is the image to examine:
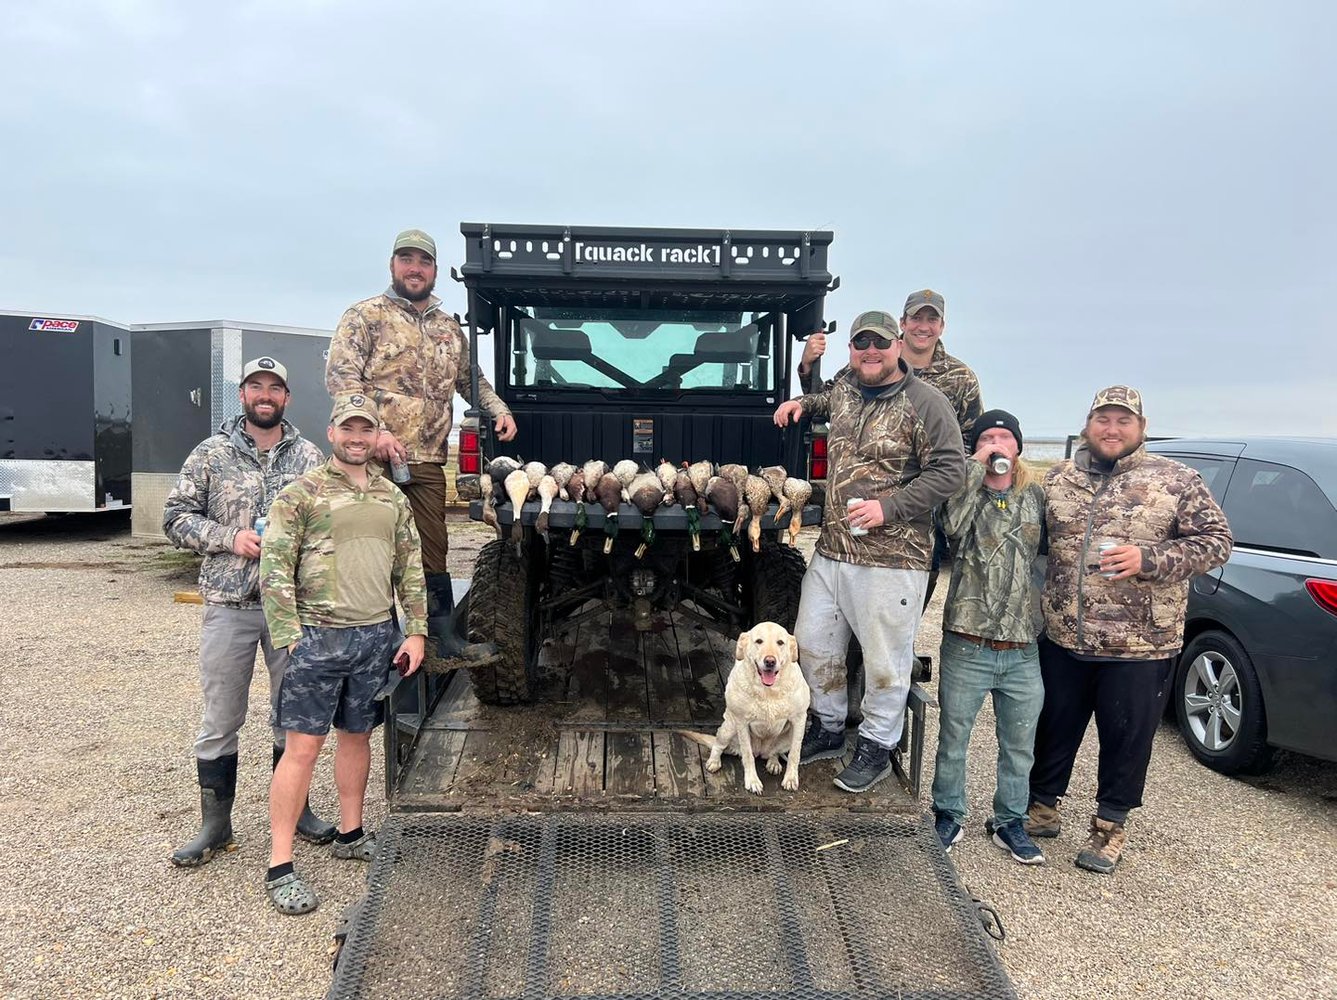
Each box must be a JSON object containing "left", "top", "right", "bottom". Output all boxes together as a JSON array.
[{"left": 931, "top": 632, "right": 1043, "bottom": 827}]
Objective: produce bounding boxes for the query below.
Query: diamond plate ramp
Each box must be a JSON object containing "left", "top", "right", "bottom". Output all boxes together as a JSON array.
[{"left": 329, "top": 812, "right": 1017, "bottom": 1000}]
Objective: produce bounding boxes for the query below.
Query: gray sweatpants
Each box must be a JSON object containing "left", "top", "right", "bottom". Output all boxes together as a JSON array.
[
  {"left": 195, "top": 604, "right": 288, "bottom": 759},
  {"left": 794, "top": 553, "right": 928, "bottom": 749}
]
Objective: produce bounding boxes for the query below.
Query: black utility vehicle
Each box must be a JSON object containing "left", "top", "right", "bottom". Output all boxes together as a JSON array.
[{"left": 452, "top": 224, "right": 833, "bottom": 704}]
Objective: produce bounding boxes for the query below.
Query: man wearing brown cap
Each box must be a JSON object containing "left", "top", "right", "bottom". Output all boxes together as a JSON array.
[
  {"left": 1029, "top": 386, "right": 1232, "bottom": 873},
  {"left": 774, "top": 311, "right": 965, "bottom": 793},
  {"left": 326, "top": 228, "right": 516, "bottom": 627},
  {"left": 163, "top": 356, "right": 334, "bottom": 868},
  {"left": 259, "top": 393, "right": 428, "bottom": 914}
]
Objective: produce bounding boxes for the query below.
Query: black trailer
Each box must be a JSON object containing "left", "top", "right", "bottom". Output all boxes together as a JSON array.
[
  {"left": 0, "top": 310, "right": 132, "bottom": 513},
  {"left": 129, "top": 320, "right": 332, "bottom": 537}
]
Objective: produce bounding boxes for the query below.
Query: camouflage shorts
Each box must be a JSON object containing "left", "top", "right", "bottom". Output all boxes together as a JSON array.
[{"left": 273, "top": 621, "right": 398, "bottom": 736}]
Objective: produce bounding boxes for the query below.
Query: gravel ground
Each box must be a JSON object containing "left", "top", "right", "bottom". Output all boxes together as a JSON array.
[{"left": 2, "top": 511, "right": 1334, "bottom": 999}]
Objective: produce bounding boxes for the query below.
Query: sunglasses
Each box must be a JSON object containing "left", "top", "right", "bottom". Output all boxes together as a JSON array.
[{"left": 850, "top": 331, "right": 898, "bottom": 350}]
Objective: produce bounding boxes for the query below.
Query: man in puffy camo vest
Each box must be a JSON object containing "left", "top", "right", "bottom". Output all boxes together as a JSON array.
[
  {"left": 774, "top": 310, "right": 965, "bottom": 793},
  {"left": 1029, "top": 386, "right": 1231, "bottom": 874},
  {"left": 259, "top": 393, "right": 428, "bottom": 915},
  {"left": 163, "top": 356, "right": 335, "bottom": 868},
  {"left": 325, "top": 228, "right": 516, "bottom": 625}
]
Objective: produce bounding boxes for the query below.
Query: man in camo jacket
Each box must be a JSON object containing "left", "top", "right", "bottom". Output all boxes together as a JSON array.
[
  {"left": 1028, "top": 385, "right": 1232, "bottom": 875},
  {"left": 162, "top": 355, "right": 335, "bottom": 869},
  {"left": 325, "top": 228, "right": 515, "bottom": 627},
  {"left": 774, "top": 310, "right": 964, "bottom": 794},
  {"left": 258, "top": 392, "right": 428, "bottom": 915}
]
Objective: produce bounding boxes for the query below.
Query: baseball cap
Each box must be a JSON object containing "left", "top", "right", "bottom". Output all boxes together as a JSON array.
[
  {"left": 903, "top": 288, "right": 946, "bottom": 319},
  {"left": 970, "top": 409, "right": 1024, "bottom": 454},
  {"left": 392, "top": 228, "right": 437, "bottom": 260},
  {"left": 850, "top": 310, "right": 902, "bottom": 341},
  {"left": 330, "top": 392, "right": 380, "bottom": 427},
  {"left": 240, "top": 356, "right": 288, "bottom": 386},
  {"left": 1089, "top": 385, "right": 1144, "bottom": 417}
]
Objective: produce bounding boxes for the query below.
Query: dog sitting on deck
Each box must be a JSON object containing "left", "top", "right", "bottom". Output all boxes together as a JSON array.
[{"left": 678, "top": 621, "right": 810, "bottom": 794}]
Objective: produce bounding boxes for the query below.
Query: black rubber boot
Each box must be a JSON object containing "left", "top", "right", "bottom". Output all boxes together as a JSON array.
[
  {"left": 273, "top": 745, "right": 337, "bottom": 845},
  {"left": 170, "top": 754, "right": 237, "bottom": 868},
  {"left": 425, "top": 572, "right": 456, "bottom": 619}
]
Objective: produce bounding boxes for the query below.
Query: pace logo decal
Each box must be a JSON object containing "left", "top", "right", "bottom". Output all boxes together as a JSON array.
[{"left": 29, "top": 318, "right": 80, "bottom": 332}]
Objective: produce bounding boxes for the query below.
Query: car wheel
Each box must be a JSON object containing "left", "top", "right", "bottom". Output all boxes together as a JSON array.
[{"left": 1175, "top": 630, "right": 1273, "bottom": 775}]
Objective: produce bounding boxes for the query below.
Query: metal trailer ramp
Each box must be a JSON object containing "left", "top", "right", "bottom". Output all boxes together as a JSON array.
[{"left": 329, "top": 811, "right": 1017, "bottom": 1000}]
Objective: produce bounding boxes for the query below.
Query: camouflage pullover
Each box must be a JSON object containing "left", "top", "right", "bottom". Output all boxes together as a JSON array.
[
  {"left": 799, "top": 364, "right": 965, "bottom": 569},
  {"left": 941, "top": 460, "right": 1045, "bottom": 642},
  {"left": 162, "top": 417, "right": 323, "bottom": 606},
  {"left": 800, "top": 341, "right": 983, "bottom": 440},
  {"left": 1042, "top": 443, "right": 1233, "bottom": 658},
  {"left": 326, "top": 290, "right": 511, "bottom": 463},
  {"left": 259, "top": 459, "right": 429, "bottom": 650}
]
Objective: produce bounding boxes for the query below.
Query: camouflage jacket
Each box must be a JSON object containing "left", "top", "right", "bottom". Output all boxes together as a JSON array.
[
  {"left": 799, "top": 364, "right": 965, "bottom": 569},
  {"left": 1042, "top": 444, "right": 1233, "bottom": 657},
  {"left": 259, "top": 459, "right": 428, "bottom": 649},
  {"left": 326, "top": 290, "right": 511, "bottom": 463},
  {"left": 941, "top": 460, "right": 1045, "bottom": 642},
  {"left": 800, "top": 341, "right": 983, "bottom": 440},
  {"left": 162, "top": 417, "right": 323, "bottom": 606}
]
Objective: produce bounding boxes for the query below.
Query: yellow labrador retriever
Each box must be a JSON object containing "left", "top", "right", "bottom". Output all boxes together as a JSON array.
[{"left": 679, "top": 621, "right": 810, "bottom": 794}]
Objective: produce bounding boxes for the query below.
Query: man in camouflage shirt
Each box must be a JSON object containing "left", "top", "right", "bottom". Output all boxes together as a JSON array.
[
  {"left": 1028, "top": 386, "right": 1231, "bottom": 874},
  {"left": 931, "top": 410, "right": 1047, "bottom": 864},
  {"left": 326, "top": 228, "right": 515, "bottom": 625},
  {"left": 774, "top": 310, "right": 964, "bottom": 793},
  {"left": 162, "top": 356, "right": 334, "bottom": 868},
  {"left": 259, "top": 393, "right": 428, "bottom": 915}
]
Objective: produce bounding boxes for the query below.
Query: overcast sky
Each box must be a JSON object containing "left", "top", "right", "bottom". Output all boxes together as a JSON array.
[{"left": 3, "top": 1, "right": 1332, "bottom": 437}]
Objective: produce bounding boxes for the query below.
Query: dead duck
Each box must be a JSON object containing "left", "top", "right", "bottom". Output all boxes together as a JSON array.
[
  {"left": 612, "top": 460, "right": 640, "bottom": 498},
  {"left": 655, "top": 459, "right": 678, "bottom": 497},
  {"left": 504, "top": 468, "right": 531, "bottom": 549},
  {"left": 535, "top": 474, "right": 560, "bottom": 541},
  {"left": 743, "top": 474, "right": 774, "bottom": 553},
  {"left": 595, "top": 472, "right": 624, "bottom": 553},
  {"left": 674, "top": 470, "right": 702, "bottom": 551},
  {"left": 523, "top": 461, "right": 547, "bottom": 496},
  {"left": 565, "top": 469, "right": 587, "bottom": 544},
  {"left": 550, "top": 462, "right": 576, "bottom": 499},
  {"left": 481, "top": 456, "right": 522, "bottom": 538},
  {"left": 705, "top": 475, "right": 740, "bottom": 523},
  {"left": 582, "top": 460, "right": 608, "bottom": 502},
  {"left": 718, "top": 463, "right": 748, "bottom": 495},
  {"left": 628, "top": 471, "right": 665, "bottom": 557},
  {"left": 777, "top": 476, "right": 813, "bottom": 547},
  {"left": 687, "top": 460, "right": 713, "bottom": 502},
  {"left": 758, "top": 465, "right": 788, "bottom": 505}
]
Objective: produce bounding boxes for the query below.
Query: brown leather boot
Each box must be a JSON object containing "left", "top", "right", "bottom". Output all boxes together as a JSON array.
[
  {"left": 1075, "top": 816, "right": 1127, "bottom": 874},
  {"left": 1024, "top": 800, "right": 1061, "bottom": 838}
]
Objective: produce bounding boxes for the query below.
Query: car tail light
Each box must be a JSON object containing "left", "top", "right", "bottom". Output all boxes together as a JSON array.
[
  {"left": 1305, "top": 579, "right": 1337, "bottom": 617},
  {"left": 458, "top": 429, "right": 480, "bottom": 475},
  {"left": 809, "top": 433, "right": 828, "bottom": 481}
]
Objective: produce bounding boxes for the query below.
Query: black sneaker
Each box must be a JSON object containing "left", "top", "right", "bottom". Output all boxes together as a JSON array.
[
  {"left": 799, "top": 719, "right": 846, "bottom": 764},
  {"left": 991, "top": 819, "right": 1046, "bottom": 865},
  {"left": 934, "top": 812, "right": 964, "bottom": 852},
  {"left": 832, "top": 736, "right": 894, "bottom": 793}
]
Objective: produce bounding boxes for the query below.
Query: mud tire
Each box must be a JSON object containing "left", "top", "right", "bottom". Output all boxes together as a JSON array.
[
  {"left": 746, "top": 541, "right": 806, "bottom": 630},
  {"left": 467, "top": 539, "right": 538, "bottom": 704}
]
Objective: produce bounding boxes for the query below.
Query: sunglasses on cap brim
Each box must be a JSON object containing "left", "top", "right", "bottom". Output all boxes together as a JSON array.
[{"left": 850, "top": 331, "right": 898, "bottom": 350}]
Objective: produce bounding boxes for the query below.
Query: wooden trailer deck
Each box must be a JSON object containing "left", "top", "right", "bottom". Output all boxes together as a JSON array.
[{"left": 386, "top": 609, "right": 925, "bottom": 814}]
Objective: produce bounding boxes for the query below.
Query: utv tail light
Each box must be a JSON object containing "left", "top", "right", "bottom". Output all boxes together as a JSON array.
[
  {"left": 458, "top": 429, "right": 480, "bottom": 475},
  {"left": 1305, "top": 578, "right": 1337, "bottom": 617},
  {"left": 809, "top": 434, "right": 828, "bottom": 481}
]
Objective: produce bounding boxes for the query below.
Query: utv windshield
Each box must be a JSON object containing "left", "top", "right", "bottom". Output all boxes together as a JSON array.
[{"left": 510, "top": 307, "right": 777, "bottom": 393}]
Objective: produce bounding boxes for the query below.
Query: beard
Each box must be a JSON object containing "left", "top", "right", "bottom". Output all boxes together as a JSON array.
[
  {"left": 332, "top": 440, "right": 370, "bottom": 466},
  {"left": 855, "top": 358, "right": 900, "bottom": 386},
  {"left": 243, "top": 400, "right": 285, "bottom": 430},
  {"left": 392, "top": 274, "right": 436, "bottom": 303},
  {"left": 1086, "top": 435, "right": 1142, "bottom": 462}
]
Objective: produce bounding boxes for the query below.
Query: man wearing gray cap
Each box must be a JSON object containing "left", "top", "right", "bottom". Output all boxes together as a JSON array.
[
  {"left": 162, "top": 356, "right": 334, "bottom": 869},
  {"left": 326, "top": 228, "right": 516, "bottom": 628},
  {"left": 1030, "top": 386, "right": 1232, "bottom": 874}
]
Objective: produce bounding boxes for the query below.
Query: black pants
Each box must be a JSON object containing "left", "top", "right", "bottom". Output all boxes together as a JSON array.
[{"left": 1029, "top": 637, "right": 1173, "bottom": 823}]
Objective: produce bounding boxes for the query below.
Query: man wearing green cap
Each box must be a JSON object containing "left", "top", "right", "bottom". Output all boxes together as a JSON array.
[
  {"left": 774, "top": 311, "right": 964, "bottom": 793},
  {"left": 1029, "top": 385, "right": 1231, "bottom": 874},
  {"left": 326, "top": 228, "right": 516, "bottom": 627}
]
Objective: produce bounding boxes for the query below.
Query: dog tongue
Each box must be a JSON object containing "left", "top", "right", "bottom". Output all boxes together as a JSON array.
[{"left": 760, "top": 667, "right": 778, "bottom": 687}]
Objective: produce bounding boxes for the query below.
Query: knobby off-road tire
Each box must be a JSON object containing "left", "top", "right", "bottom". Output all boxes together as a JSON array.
[
  {"left": 467, "top": 540, "right": 538, "bottom": 705},
  {"left": 747, "top": 541, "right": 806, "bottom": 630}
]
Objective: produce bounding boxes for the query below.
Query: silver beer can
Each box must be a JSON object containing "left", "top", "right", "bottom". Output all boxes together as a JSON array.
[
  {"left": 989, "top": 454, "right": 1012, "bottom": 476},
  {"left": 847, "top": 496, "right": 869, "bottom": 536},
  {"left": 1097, "top": 540, "right": 1118, "bottom": 578}
]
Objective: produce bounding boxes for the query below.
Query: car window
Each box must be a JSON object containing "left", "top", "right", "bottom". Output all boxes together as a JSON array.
[
  {"left": 1223, "top": 459, "right": 1337, "bottom": 559},
  {"left": 1161, "top": 454, "right": 1231, "bottom": 502}
]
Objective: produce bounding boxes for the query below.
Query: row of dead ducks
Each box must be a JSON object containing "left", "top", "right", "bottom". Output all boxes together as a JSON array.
[{"left": 476, "top": 457, "right": 813, "bottom": 555}]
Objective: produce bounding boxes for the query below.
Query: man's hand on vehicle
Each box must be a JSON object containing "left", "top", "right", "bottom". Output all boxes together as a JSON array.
[
  {"left": 773, "top": 400, "right": 804, "bottom": 427},
  {"left": 495, "top": 413, "right": 518, "bottom": 442},
  {"left": 798, "top": 331, "right": 827, "bottom": 374},
  {"left": 396, "top": 634, "right": 427, "bottom": 676},
  {"left": 231, "top": 529, "right": 262, "bottom": 559},
  {"left": 374, "top": 429, "right": 408, "bottom": 464}
]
